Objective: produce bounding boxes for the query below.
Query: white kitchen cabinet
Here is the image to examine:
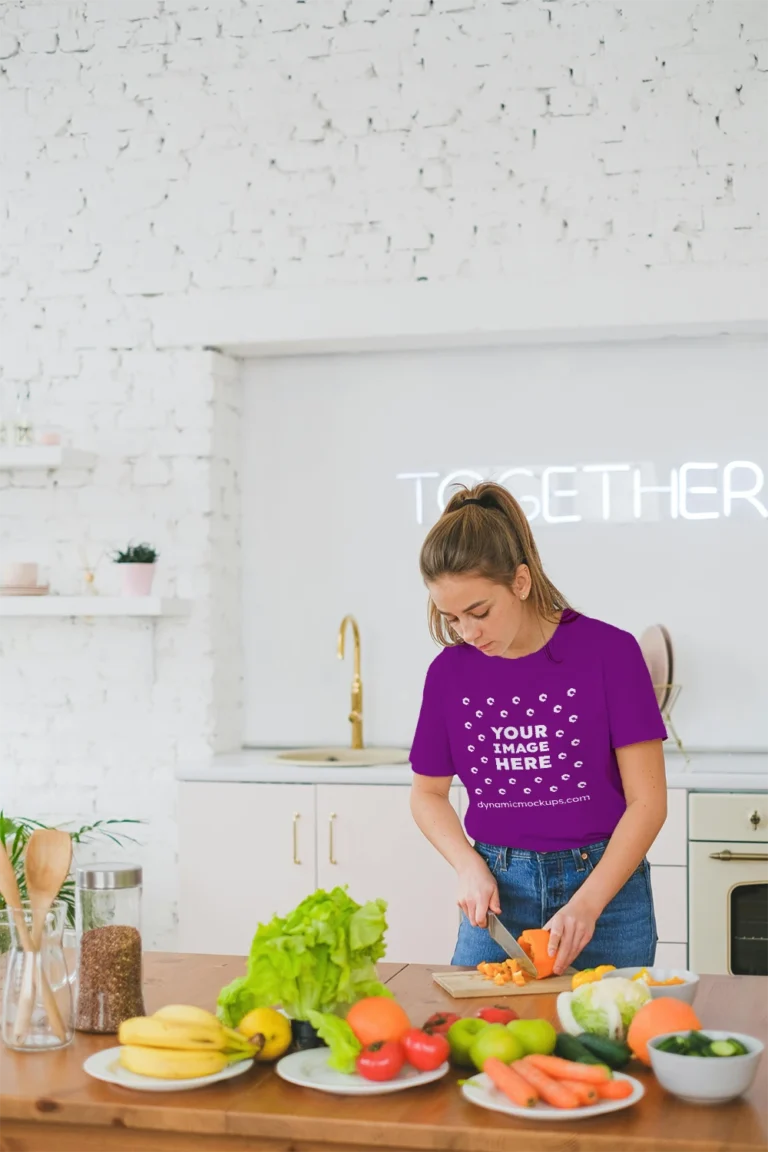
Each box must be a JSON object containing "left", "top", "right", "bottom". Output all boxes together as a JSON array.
[
  {"left": 178, "top": 781, "right": 462, "bottom": 964},
  {"left": 654, "top": 942, "right": 688, "bottom": 968},
  {"left": 650, "top": 865, "right": 687, "bottom": 943},
  {"left": 316, "top": 785, "right": 462, "bottom": 965},
  {"left": 648, "top": 789, "right": 687, "bottom": 866},
  {"left": 178, "top": 782, "right": 316, "bottom": 956}
]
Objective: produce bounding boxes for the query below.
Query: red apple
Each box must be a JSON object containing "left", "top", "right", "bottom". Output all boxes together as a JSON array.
[{"left": 475, "top": 1005, "right": 519, "bottom": 1025}]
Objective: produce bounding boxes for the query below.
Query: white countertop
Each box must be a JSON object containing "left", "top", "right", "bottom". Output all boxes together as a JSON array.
[{"left": 178, "top": 748, "right": 768, "bottom": 792}]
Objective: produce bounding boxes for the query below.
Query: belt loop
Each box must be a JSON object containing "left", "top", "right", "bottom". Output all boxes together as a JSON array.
[
  {"left": 572, "top": 848, "right": 586, "bottom": 873},
  {"left": 500, "top": 846, "right": 509, "bottom": 871}
]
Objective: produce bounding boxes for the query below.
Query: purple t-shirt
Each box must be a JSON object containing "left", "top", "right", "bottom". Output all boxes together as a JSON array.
[{"left": 410, "top": 613, "right": 667, "bottom": 852}]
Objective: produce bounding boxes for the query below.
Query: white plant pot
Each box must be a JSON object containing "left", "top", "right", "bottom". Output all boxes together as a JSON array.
[{"left": 120, "top": 563, "right": 156, "bottom": 597}]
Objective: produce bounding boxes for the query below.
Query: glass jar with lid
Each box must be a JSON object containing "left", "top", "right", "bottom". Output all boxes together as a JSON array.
[{"left": 74, "top": 862, "right": 146, "bottom": 1034}]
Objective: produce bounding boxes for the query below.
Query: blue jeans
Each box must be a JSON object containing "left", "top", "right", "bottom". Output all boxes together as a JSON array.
[{"left": 452, "top": 838, "right": 657, "bottom": 969}]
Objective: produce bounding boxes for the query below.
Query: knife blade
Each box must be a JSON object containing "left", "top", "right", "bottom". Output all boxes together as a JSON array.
[{"left": 486, "top": 913, "right": 539, "bottom": 978}]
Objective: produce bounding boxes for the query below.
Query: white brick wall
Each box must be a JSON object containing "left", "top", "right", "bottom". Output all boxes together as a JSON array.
[{"left": 1, "top": 0, "right": 765, "bottom": 948}]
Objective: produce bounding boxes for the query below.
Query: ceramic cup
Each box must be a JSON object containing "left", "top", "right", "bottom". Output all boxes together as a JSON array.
[{"left": 1, "top": 562, "right": 38, "bottom": 588}]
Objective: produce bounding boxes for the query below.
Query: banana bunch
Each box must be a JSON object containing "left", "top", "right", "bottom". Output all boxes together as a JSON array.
[{"left": 118, "top": 1004, "right": 260, "bottom": 1081}]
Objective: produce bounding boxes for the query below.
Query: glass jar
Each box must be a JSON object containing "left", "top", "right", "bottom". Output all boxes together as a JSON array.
[
  {"left": 74, "top": 863, "right": 145, "bottom": 1034},
  {"left": 1, "top": 901, "right": 76, "bottom": 1051}
]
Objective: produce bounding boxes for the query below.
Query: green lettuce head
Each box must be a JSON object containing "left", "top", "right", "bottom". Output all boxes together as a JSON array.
[{"left": 558, "top": 977, "right": 650, "bottom": 1040}]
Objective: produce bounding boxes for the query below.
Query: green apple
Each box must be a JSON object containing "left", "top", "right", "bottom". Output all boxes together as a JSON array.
[
  {"left": 469, "top": 1023, "right": 525, "bottom": 1071},
  {"left": 447, "top": 1018, "right": 489, "bottom": 1066},
  {"left": 506, "top": 1018, "right": 557, "bottom": 1056}
]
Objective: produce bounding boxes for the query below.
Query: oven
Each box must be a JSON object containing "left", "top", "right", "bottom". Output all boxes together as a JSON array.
[{"left": 689, "top": 792, "right": 768, "bottom": 976}]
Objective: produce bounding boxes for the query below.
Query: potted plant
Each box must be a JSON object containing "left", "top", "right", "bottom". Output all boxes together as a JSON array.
[{"left": 112, "top": 542, "right": 159, "bottom": 597}]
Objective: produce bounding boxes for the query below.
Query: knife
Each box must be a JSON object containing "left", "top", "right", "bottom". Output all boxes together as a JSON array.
[{"left": 486, "top": 913, "right": 539, "bottom": 978}]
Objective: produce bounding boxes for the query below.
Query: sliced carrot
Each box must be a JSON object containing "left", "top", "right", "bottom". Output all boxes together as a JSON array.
[
  {"left": 484, "top": 1058, "right": 538, "bottom": 1108},
  {"left": 595, "top": 1078, "right": 634, "bottom": 1100},
  {"left": 559, "top": 1079, "right": 598, "bottom": 1105},
  {"left": 525, "top": 1053, "right": 611, "bottom": 1083},
  {"left": 514, "top": 1059, "right": 580, "bottom": 1109}
]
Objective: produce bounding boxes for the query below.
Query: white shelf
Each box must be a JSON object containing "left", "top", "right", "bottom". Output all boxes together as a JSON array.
[
  {"left": 0, "top": 597, "right": 191, "bottom": 618},
  {"left": 0, "top": 446, "right": 96, "bottom": 470}
]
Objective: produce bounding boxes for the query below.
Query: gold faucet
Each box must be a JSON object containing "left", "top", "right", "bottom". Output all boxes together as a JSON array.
[{"left": 337, "top": 615, "right": 363, "bottom": 750}]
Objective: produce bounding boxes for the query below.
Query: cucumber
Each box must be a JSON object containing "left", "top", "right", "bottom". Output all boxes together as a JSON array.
[
  {"left": 554, "top": 1034, "right": 607, "bottom": 1066},
  {"left": 575, "top": 1033, "right": 632, "bottom": 1069},
  {"left": 709, "top": 1040, "right": 744, "bottom": 1057}
]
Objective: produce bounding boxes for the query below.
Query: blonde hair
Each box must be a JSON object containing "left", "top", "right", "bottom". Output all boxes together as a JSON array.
[{"left": 420, "top": 481, "right": 573, "bottom": 647}]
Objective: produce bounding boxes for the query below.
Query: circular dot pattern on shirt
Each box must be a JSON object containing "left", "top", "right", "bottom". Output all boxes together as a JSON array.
[
  {"left": 478, "top": 734, "right": 485, "bottom": 742},
  {"left": 553, "top": 705, "right": 562, "bottom": 713},
  {"left": 524, "top": 788, "right": 531, "bottom": 794},
  {"left": 475, "top": 788, "right": 483, "bottom": 794},
  {"left": 539, "top": 693, "right": 547, "bottom": 702},
  {"left": 508, "top": 778, "right": 516, "bottom": 785},
  {"left": 471, "top": 767, "right": 478, "bottom": 774},
  {"left": 463, "top": 697, "right": 470, "bottom": 705},
  {"left": 476, "top": 710, "right": 483, "bottom": 718},
  {"left": 526, "top": 708, "right": 534, "bottom": 717},
  {"left": 499, "top": 788, "right": 506, "bottom": 795},
  {"left": 575, "top": 760, "right": 583, "bottom": 768},
  {"left": 534, "top": 776, "right": 542, "bottom": 783},
  {"left": 556, "top": 729, "right": 564, "bottom": 737},
  {"left": 578, "top": 781, "right": 586, "bottom": 788},
  {"left": 512, "top": 696, "right": 520, "bottom": 704},
  {"left": 485, "top": 778, "right": 492, "bottom": 784},
  {"left": 467, "top": 745, "right": 475, "bottom": 752},
  {"left": 572, "top": 738, "right": 580, "bottom": 747},
  {"left": 487, "top": 697, "right": 495, "bottom": 705},
  {"left": 500, "top": 710, "right": 508, "bottom": 718},
  {"left": 465, "top": 722, "right": 472, "bottom": 729},
  {"left": 550, "top": 786, "right": 558, "bottom": 792},
  {"left": 569, "top": 714, "right": 578, "bottom": 723},
  {"left": 562, "top": 774, "right": 570, "bottom": 780},
  {"left": 567, "top": 688, "right": 576, "bottom": 697},
  {"left": 481, "top": 756, "right": 488, "bottom": 764},
  {"left": 558, "top": 753, "right": 566, "bottom": 760}
]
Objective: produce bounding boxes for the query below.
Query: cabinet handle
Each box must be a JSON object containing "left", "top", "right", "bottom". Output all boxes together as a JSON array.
[
  {"left": 329, "top": 813, "right": 337, "bottom": 865},
  {"left": 709, "top": 850, "right": 768, "bottom": 861},
  {"left": 292, "top": 812, "right": 301, "bottom": 866}
]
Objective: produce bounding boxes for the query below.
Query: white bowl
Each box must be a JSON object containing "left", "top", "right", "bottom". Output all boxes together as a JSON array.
[
  {"left": 605, "top": 967, "right": 699, "bottom": 1005},
  {"left": 649, "top": 1030, "right": 764, "bottom": 1105}
]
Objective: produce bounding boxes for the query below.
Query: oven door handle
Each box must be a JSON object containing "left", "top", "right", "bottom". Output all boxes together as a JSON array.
[{"left": 709, "top": 850, "right": 768, "bottom": 861}]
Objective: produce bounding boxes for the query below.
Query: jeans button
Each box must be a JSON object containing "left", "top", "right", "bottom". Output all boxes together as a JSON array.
[{"left": 581, "top": 852, "right": 588, "bottom": 860}]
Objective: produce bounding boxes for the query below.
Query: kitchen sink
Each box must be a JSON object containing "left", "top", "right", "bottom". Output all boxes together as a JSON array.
[{"left": 273, "top": 747, "right": 410, "bottom": 768}]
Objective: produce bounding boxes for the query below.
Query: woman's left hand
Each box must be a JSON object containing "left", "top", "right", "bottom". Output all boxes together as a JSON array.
[{"left": 543, "top": 896, "right": 599, "bottom": 976}]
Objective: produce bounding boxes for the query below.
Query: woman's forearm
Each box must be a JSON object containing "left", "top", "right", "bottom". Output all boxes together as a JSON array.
[
  {"left": 573, "top": 797, "right": 666, "bottom": 916},
  {"left": 410, "top": 789, "right": 477, "bottom": 873}
]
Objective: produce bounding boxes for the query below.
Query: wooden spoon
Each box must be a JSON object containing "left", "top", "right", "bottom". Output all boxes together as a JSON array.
[
  {"left": 14, "top": 830, "right": 72, "bottom": 1044},
  {"left": 0, "top": 840, "right": 34, "bottom": 951}
]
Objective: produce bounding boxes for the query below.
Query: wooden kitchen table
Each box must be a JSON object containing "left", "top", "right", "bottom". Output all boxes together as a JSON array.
[{"left": 1, "top": 954, "right": 766, "bottom": 1152}]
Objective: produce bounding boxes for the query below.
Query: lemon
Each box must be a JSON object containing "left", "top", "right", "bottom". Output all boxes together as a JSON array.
[{"left": 237, "top": 1007, "right": 292, "bottom": 1062}]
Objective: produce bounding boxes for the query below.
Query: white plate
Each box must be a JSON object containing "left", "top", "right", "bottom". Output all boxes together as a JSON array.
[
  {"left": 83, "top": 1047, "right": 254, "bottom": 1092},
  {"left": 276, "top": 1048, "right": 449, "bottom": 1095},
  {"left": 462, "top": 1069, "right": 644, "bottom": 1121}
]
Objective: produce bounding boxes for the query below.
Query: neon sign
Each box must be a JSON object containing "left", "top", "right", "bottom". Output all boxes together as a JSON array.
[{"left": 396, "top": 462, "right": 767, "bottom": 525}]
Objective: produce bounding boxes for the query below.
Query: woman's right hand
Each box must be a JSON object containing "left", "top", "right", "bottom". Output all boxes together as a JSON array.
[{"left": 457, "top": 856, "right": 501, "bottom": 928}]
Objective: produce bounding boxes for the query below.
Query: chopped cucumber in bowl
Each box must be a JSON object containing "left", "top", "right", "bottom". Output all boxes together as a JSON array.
[{"left": 654, "top": 1031, "right": 749, "bottom": 1058}]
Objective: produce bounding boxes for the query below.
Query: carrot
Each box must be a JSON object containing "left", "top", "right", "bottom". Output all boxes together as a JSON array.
[
  {"left": 514, "top": 1059, "right": 580, "bottom": 1109},
  {"left": 483, "top": 1058, "right": 538, "bottom": 1108},
  {"left": 525, "top": 1053, "right": 611, "bottom": 1083},
  {"left": 559, "top": 1079, "right": 598, "bottom": 1105},
  {"left": 595, "top": 1078, "right": 634, "bottom": 1100}
]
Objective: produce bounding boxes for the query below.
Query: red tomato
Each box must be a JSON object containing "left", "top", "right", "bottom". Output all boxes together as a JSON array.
[
  {"left": 356, "top": 1040, "right": 406, "bottom": 1082},
  {"left": 402, "top": 1028, "right": 451, "bottom": 1072},
  {"left": 475, "top": 1006, "right": 519, "bottom": 1025},
  {"left": 422, "top": 1011, "right": 461, "bottom": 1036}
]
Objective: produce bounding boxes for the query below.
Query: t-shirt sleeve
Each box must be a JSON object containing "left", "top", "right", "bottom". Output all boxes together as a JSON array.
[
  {"left": 410, "top": 656, "right": 455, "bottom": 778},
  {"left": 605, "top": 630, "right": 668, "bottom": 749}
]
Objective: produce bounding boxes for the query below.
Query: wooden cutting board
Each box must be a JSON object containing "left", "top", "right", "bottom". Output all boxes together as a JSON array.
[{"left": 432, "top": 968, "right": 575, "bottom": 998}]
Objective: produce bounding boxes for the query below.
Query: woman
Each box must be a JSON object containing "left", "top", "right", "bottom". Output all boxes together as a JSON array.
[{"left": 409, "top": 481, "right": 667, "bottom": 975}]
